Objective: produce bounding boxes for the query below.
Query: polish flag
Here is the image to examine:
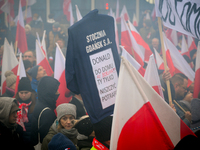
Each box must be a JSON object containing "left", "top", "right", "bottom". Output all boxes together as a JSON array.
[
  {"left": 63, "top": 0, "right": 74, "bottom": 26},
  {"left": 24, "top": 6, "right": 32, "bottom": 24},
  {"left": 1, "top": 38, "right": 18, "bottom": 94},
  {"left": 165, "top": 28, "right": 178, "bottom": 47},
  {"left": 54, "top": 44, "right": 71, "bottom": 106},
  {"left": 181, "top": 35, "right": 190, "bottom": 58},
  {"left": 0, "top": 0, "right": 15, "bottom": 22},
  {"left": 120, "top": 5, "right": 129, "bottom": 22},
  {"left": 16, "top": 0, "right": 28, "bottom": 53},
  {"left": 121, "top": 46, "right": 145, "bottom": 76},
  {"left": 128, "top": 20, "right": 152, "bottom": 62},
  {"left": 41, "top": 30, "right": 47, "bottom": 58},
  {"left": 75, "top": 5, "right": 82, "bottom": 21},
  {"left": 154, "top": 48, "right": 164, "bottom": 70},
  {"left": 187, "top": 35, "right": 197, "bottom": 52},
  {"left": 21, "top": 0, "right": 36, "bottom": 7},
  {"left": 0, "top": 0, "right": 5, "bottom": 14},
  {"left": 193, "top": 42, "right": 200, "bottom": 98},
  {"left": 14, "top": 53, "right": 26, "bottom": 96},
  {"left": 121, "top": 17, "right": 144, "bottom": 67},
  {"left": 36, "top": 40, "right": 53, "bottom": 76},
  {"left": 132, "top": 13, "right": 138, "bottom": 27},
  {"left": 151, "top": 6, "right": 156, "bottom": 21},
  {"left": 163, "top": 33, "right": 195, "bottom": 85},
  {"left": 110, "top": 56, "right": 195, "bottom": 150},
  {"left": 144, "top": 55, "right": 164, "bottom": 98}
]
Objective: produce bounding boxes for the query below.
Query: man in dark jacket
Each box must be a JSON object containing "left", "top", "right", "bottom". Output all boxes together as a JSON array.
[
  {"left": 31, "top": 76, "right": 60, "bottom": 146},
  {"left": 0, "top": 97, "right": 27, "bottom": 149}
]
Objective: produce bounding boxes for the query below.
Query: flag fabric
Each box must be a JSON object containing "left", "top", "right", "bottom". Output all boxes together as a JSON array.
[
  {"left": 54, "top": 44, "right": 71, "bottom": 106},
  {"left": 121, "top": 17, "right": 144, "bottom": 67},
  {"left": 16, "top": 0, "right": 28, "bottom": 53},
  {"left": 181, "top": 35, "right": 190, "bottom": 58},
  {"left": 0, "top": 0, "right": 5, "bottom": 14},
  {"left": 128, "top": 20, "right": 152, "bottom": 62},
  {"left": 120, "top": 5, "right": 129, "bottom": 22},
  {"left": 36, "top": 40, "right": 53, "bottom": 76},
  {"left": 187, "top": 35, "right": 197, "bottom": 52},
  {"left": 41, "top": 30, "right": 47, "bottom": 58},
  {"left": 63, "top": 0, "right": 74, "bottom": 26},
  {"left": 14, "top": 53, "right": 26, "bottom": 96},
  {"left": 151, "top": 6, "right": 156, "bottom": 21},
  {"left": 110, "top": 56, "right": 195, "bottom": 150},
  {"left": 132, "top": 13, "right": 138, "bottom": 27},
  {"left": 1, "top": 38, "right": 18, "bottom": 94},
  {"left": 75, "top": 5, "right": 82, "bottom": 21},
  {"left": 144, "top": 55, "right": 164, "bottom": 98},
  {"left": 0, "top": 0, "right": 15, "bottom": 22},
  {"left": 121, "top": 46, "right": 145, "bottom": 76},
  {"left": 154, "top": 48, "right": 164, "bottom": 70},
  {"left": 165, "top": 29, "right": 178, "bottom": 47},
  {"left": 155, "top": 0, "right": 200, "bottom": 39},
  {"left": 25, "top": 6, "right": 32, "bottom": 24},
  {"left": 193, "top": 42, "right": 200, "bottom": 98},
  {"left": 21, "top": 0, "right": 36, "bottom": 7},
  {"left": 163, "top": 33, "right": 195, "bottom": 85}
]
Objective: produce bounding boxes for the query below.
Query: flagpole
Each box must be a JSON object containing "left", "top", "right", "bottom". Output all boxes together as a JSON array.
[
  {"left": 157, "top": 17, "right": 173, "bottom": 106},
  {"left": 121, "top": 56, "right": 148, "bottom": 103}
]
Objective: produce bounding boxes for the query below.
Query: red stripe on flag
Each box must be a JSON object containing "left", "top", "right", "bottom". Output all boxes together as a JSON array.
[
  {"left": 38, "top": 58, "right": 53, "bottom": 76},
  {"left": 180, "top": 119, "right": 196, "bottom": 139},
  {"left": 117, "top": 102, "right": 174, "bottom": 150},
  {"left": 193, "top": 69, "right": 200, "bottom": 98}
]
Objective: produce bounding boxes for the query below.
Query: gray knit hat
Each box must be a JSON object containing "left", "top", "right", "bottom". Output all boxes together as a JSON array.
[
  {"left": 5, "top": 71, "right": 17, "bottom": 88},
  {"left": 56, "top": 103, "right": 76, "bottom": 121}
]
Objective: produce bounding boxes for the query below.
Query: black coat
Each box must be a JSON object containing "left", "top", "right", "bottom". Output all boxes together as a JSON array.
[{"left": 31, "top": 76, "right": 60, "bottom": 145}]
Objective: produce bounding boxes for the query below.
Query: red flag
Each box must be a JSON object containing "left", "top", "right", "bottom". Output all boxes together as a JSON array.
[
  {"left": 16, "top": 0, "right": 28, "bottom": 53},
  {"left": 193, "top": 42, "right": 200, "bottom": 98},
  {"left": 21, "top": 0, "right": 36, "bottom": 7},
  {"left": 154, "top": 49, "right": 164, "bottom": 70},
  {"left": 120, "top": 5, "right": 129, "bottom": 21},
  {"left": 0, "top": 0, "right": 5, "bottom": 14},
  {"left": 151, "top": 6, "right": 156, "bottom": 21},
  {"left": 36, "top": 40, "right": 53, "bottom": 76},
  {"left": 121, "top": 46, "right": 145, "bottom": 76},
  {"left": 54, "top": 44, "right": 71, "bottom": 106},
  {"left": 1, "top": 38, "right": 18, "bottom": 94},
  {"left": 14, "top": 53, "right": 26, "bottom": 96},
  {"left": 121, "top": 17, "right": 144, "bottom": 67},
  {"left": 0, "top": 0, "right": 15, "bottom": 22},
  {"left": 144, "top": 55, "right": 164, "bottom": 98},
  {"left": 41, "top": 30, "right": 47, "bottom": 58},
  {"left": 128, "top": 20, "right": 152, "bottom": 62},
  {"left": 132, "top": 13, "right": 138, "bottom": 27},
  {"left": 110, "top": 57, "right": 195, "bottom": 150},
  {"left": 63, "top": 0, "right": 74, "bottom": 25},
  {"left": 187, "top": 35, "right": 197, "bottom": 52},
  {"left": 25, "top": 6, "right": 32, "bottom": 24},
  {"left": 165, "top": 28, "right": 178, "bottom": 46},
  {"left": 163, "top": 33, "right": 195, "bottom": 85}
]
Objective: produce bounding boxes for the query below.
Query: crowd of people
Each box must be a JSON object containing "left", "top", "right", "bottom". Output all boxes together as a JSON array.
[{"left": 0, "top": 7, "right": 200, "bottom": 150}]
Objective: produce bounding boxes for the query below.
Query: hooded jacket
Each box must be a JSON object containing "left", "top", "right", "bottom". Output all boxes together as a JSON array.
[
  {"left": 31, "top": 76, "right": 60, "bottom": 145},
  {"left": 0, "top": 97, "right": 26, "bottom": 149}
]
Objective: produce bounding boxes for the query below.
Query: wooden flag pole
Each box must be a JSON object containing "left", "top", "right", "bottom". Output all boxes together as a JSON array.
[
  {"left": 157, "top": 17, "right": 173, "bottom": 106},
  {"left": 15, "top": 41, "right": 18, "bottom": 56}
]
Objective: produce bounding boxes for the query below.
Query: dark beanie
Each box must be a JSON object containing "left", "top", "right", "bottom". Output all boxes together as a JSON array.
[
  {"left": 18, "top": 77, "right": 33, "bottom": 92},
  {"left": 27, "top": 65, "right": 39, "bottom": 79},
  {"left": 74, "top": 115, "right": 93, "bottom": 136},
  {"left": 48, "top": 133, "right": 76, "bottom": 150},
  {"left": 93, "top": 116, "right": 113, "bottom": 142}
]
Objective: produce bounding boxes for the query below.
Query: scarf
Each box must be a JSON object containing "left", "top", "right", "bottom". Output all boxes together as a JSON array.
[
  {"left": 17, "top": 100, "right": 32, "bottom": 131},
  {"left": 92, "top": 138, "right": 109, "bottom": 150}
]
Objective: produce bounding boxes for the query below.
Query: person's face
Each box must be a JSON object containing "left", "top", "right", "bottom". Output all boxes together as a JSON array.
[
  {"left": 19, "top": 91, "right": 32, "bottom": 101},
  {"left": 9, "top": 111, "right": 18, "bottom": 124},
  {"left": 57, "top": 40, "right": 64, "bottom": 48},
  {"left": 60, "top": 114, "right": 75, "bottom": 130},
  {"left": 25, "top": 27, "right": 30, "bottom": 34},
  {"left": 176, "top": 79, "right": 188, "bottom": 100},
  {"left": 36, "top": 66, "right": 47, "bottom": 80},
  {"left": 23, "top": 51, "right": 35, "bottom": 64},
  {"left": 152, "top": 39, "right": 159, "bottom": 49},
  {"left": 52, "top": 26, "right": 58, "bottom": 32}
]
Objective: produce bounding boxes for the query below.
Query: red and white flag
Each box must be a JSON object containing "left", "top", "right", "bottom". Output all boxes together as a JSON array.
[
  {"left": 187, "top": 35, "right": 197, "bottom": 53},
  {"left": 151, "top": 6, "right": 156, "bottom": 21},
  {"left": 121, "top": 46, "right": 145, "bottom": 76},
  {"left": 132, "top": 13, "right": 138, "bottom": 27},
  {"left": 63, "top": 0, "right": 73, "bottom": 26},
  {"left": 0, "top": 0, "right": 15, "bottom": 22},
  {"left": 193, "top": 42, "right": 200, "bottom": 98},
  {"left": 181, "top": 35, "right": 190, "bottom": 58},
  {"left": 154, "top": 48, "right": 164, "bottom": 70},
  {"left": 165, "top": 28, "right": 178, "bottom": 47},
  {"left": 121, "top": 17, "right": 144, "bottom": 67},
  {"left": 25, "top": 6, "right": 32, "bottom": 24},
  {"left": 21, "top": 0, "right": 36, "bottom": 7},
  {"left": 1, "top": 38, "right": 18, "bottom": 94},
  {"left": 41, "top": 30, "right": 47, "bottom": 58},
  {"left": 75, "top": 5, "right": 82, "bottom": 21},
  {"left": 36, "top": 40, "right": 53, "bottom": 76},
  {"left": 14, "top": 53, "right": 26, "bottom": 95},
  {"left": 120, "top": 5, "right": 129, "bottom": 22},
  {"left": 144, "top": 55, "right": 164, "bottom": 98},
  {"left": 16, "top": 0, "right": 28, "bottom": 53},
  {"left": 110, "top": 56, "right": 195, "bottom": 150},
  {"left": 128, "top": 20, "right": 152, "bottom": 62},
  {"left": 54, "top": 44, "right": 71, "bottom": 106},
  {"left": 163, "top": 33, "right": 195, "bottom": 85}
]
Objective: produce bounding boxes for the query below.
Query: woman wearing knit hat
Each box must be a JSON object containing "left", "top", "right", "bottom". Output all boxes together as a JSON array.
[
  {"left": 1, "top": 71, "right": 17, "bottom": 97},
  {"left": 41, "top": 103, "right": 78, "bottom": 150},
  {"left": 15, "top": 77, "right": 36, "bottom": 150}
]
